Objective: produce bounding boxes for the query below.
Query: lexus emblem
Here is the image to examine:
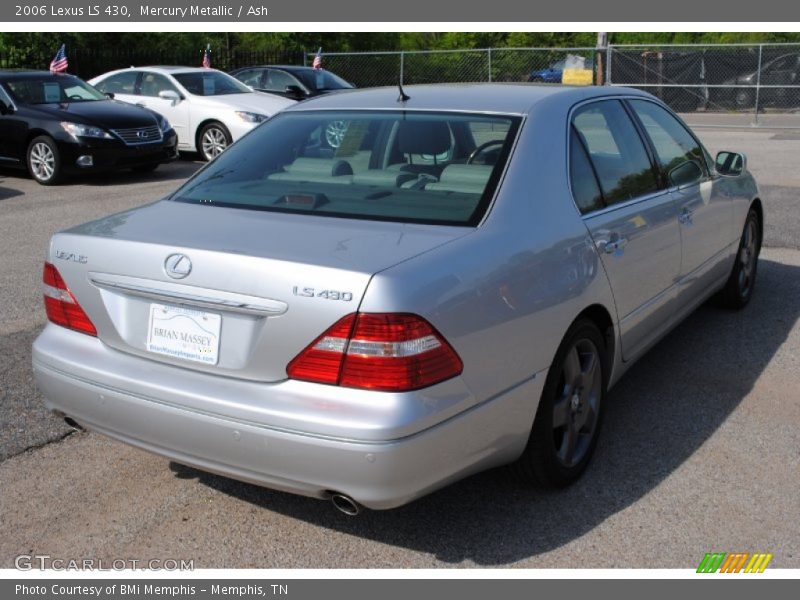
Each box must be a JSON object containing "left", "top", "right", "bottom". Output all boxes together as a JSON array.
[
  {"left": 137, "top": 130, "right": 150, "bottom": 139},
  {"left": 164, "top": 254, "right": 192, "bottom": 279}
]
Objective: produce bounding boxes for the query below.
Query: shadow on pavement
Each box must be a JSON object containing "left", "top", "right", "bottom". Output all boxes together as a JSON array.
[
  {"left": 169, "top": 257, "right": 799, "bottom": 565},
  {"left": 0, "top": 183, "right": 24, "bottom": 201}
]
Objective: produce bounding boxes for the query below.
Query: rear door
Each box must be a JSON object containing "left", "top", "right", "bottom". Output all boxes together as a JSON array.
[
  {"left": 627, "top": 99, "right": 734, "bottom": 307},
  {"left": 571, "top": 99, "right": 682, "bottom": 360}
]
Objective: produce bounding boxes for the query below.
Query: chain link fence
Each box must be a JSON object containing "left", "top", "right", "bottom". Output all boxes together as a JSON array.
[
  {"left": 309, "top": 44, "right": 800, "bottom": 127},
  {"left": 306, "top": 48, "right": 598, "bottom": 86},
  {"left": 607, "top": 43, "right": 800, "bottom": 127}
]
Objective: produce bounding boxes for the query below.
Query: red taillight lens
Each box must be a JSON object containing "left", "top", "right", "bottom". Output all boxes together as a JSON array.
[
  {"left": 287, "top": 313, "right": 463, "bottom": 392},
  {"left": 43, "top": 262, "right": 97, "bottom": 336}
]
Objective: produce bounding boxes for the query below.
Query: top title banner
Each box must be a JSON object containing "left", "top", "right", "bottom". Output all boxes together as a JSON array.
[{"left": 2, "top": 0, "right": 800, "bottom": 22}]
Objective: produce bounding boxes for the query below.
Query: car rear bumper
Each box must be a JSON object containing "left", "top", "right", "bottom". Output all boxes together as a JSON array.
[{"left": 32, "top": 324, "right": 544, "bottom": 509}]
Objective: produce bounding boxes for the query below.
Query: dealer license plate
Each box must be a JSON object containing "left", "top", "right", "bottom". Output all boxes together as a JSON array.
[{"left": 146, "top": 303, "right": 221, "bottom": 365}]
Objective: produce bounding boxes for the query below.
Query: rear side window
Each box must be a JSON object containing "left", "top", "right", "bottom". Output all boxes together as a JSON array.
[
  {"left": 94, "top": 71, "right": 138, "bottom": 95},
  {"left": 569, "top": 128, "right": 604, "bottom": 214},
  {"left": 628, "top": 99, "right": 707, "bottom": 187},
  {"left": 171, "top": 110, "right": 521, "bottom": 226},
  {"left": 572, "top": 100, "right": 659, "bottom": 206}
]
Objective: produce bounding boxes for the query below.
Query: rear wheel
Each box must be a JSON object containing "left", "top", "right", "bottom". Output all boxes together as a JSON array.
[
  {"left": 717, "top": 208, "right": 761, "bottom": 309},
  {"left": 27, "top": 136, "right": 62, "bottom": 185},
  {"left": 511, "top": 318, "right": 607, "bottom": 489},
  {"left": 198, "top": 122, "right": 231, "bottom": 161}
]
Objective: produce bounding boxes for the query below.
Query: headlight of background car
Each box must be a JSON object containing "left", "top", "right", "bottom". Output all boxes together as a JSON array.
[
  {"left": 235, "top": 111, "right": 267, "bottom": 124},
  {"left": 158, "top": 115, "right": 171, "bottom": 133},
  {"left": 60, "top": 122, "right": 113, "bottom": 140}
]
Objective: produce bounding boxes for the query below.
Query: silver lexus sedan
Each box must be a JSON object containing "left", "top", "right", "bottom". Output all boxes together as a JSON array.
[{"left": 33, "top": 84, "right": 762, "bottom": 513}]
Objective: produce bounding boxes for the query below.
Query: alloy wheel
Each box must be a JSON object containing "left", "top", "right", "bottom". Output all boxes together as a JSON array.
[
  {"left": 552, "top": 338, "right": 602, "bottom": 468},
  {"left": 201, "top": 127, "right": 228, "bottom": 159},
  {"left": 30, "top": 142, "right": 55, "bottom": 182}
]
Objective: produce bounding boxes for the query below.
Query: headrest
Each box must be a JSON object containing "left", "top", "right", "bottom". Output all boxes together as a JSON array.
[{"left": 396, "top": 120, "right": 451, "bottom": 156}]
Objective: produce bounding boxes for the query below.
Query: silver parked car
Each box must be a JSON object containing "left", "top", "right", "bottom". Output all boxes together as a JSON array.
[{"left": 33, "top": 84, "right": 762, "bottom": 513}]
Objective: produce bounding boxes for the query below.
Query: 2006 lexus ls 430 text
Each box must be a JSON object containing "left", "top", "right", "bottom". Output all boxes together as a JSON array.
[{"left": 32, "top": 84, "right": 762, "bottom": 514}]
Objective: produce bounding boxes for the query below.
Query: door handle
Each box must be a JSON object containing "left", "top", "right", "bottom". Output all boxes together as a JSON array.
[
  {"left": 603, "top": 236, "right": 628, "bottom": 254},
  {"left": 678, "top": 206, "right": 694, "bottom": 225}
]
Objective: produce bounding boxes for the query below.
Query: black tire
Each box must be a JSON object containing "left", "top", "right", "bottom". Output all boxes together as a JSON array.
[
  {"left": 27, "top": 136, "right": 62, "bottom": 185},
  {"left": 132, "top": 163, "right": 159, "bottom": 173},
  {"left": 511, "top": 318, "right": 607, "bottom": 489},
  {"left": 717, "top": 208, "right": 761, "bottom": 310},
  {"left": 735, "top": 88, "right": 755, "bottom": 111},
  {"left": 197, "top": 122, "right": 232, "bottom": 162}
]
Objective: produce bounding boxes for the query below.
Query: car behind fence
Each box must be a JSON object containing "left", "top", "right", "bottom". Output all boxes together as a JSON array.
[{"left": 308, "top": 43, "right": 800, "bottom": 127}]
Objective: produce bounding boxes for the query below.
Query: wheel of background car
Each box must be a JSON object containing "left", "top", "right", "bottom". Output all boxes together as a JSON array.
[
  {"left": 27, "top": 136, "right": 62, "bottom": 186},
  {"left": 324, "top": 120, "right": 348, "bottom": 149},
  {"left": 717, "top": 207, "right": 761, "bottom": 309},
  {"left": 511, "top": 318, "right": 606, "bottom": 489},
  {"left": 735, "top": 88, "right": 755, "bottom": 110},
  {"left": 198, "top": 122, "right": 232, "bottom": 162},
  {"left": 467, "top": 139, "right": 505, "bottom": 164}
]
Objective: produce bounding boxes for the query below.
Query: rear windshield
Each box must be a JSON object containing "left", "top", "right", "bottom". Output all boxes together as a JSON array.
[{"left": 171, "top": 110, "right": 521, "bottom": 226}]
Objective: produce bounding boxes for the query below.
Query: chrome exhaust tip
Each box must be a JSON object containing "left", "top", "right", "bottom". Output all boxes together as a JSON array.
[{"left": 330, "top": 493, "right": 361, "bottom": 516}]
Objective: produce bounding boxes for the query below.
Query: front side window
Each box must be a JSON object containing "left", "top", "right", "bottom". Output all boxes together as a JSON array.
[
  {"left": 173, "top": 71, "right": 251, "bottom": 96},
  {"left": 264, "top": 69, "right": 303, "bottom": 93},
  {"left": 139, "top": 73, "right": 179, "bottom": 97},
  {"left": 171, "top": 111, "right": 521, "bottom": 226},
  {"left": 572, "top": 100, "right": 659, "bottom": 206},
  {"left": 629, "top": 99, "right": 707, "bottom": 187},
  {"left": 234, "top": 69, "right": 264, "bottom": 88}
]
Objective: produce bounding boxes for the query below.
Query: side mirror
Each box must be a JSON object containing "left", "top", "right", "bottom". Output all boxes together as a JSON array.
[
  {"left": 668, "top": 160, "right": 703, "bottom": 188},
  {"left": 158, "top": 90, "right": 181, "bottom": 105},
  {"left": 715, "top": 151, "right": 746, "bottom": 177},
  {"left": 104, "top": 92, "right": 115, "bottom": 100},
  {"left": 284, "top": 85, "right": 306, "bottom": 100}
]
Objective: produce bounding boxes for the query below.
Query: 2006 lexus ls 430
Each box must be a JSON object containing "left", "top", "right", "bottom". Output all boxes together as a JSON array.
[{"left": 33, "top": 84, "right": 762, "bottom": 513}]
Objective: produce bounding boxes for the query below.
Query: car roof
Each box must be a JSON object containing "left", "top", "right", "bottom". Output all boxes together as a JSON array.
[
  {"left": 283, "top": 83, "right": 654, "bottom": 116},
  {"left": 233, "top": 65, "right": 315, "bottom": 72},
  {"left": 0, "top": 70, "right": 81, "bottom": 81},
  {"left": 99, "top": 66, "right": 221, "bottom": 76}
]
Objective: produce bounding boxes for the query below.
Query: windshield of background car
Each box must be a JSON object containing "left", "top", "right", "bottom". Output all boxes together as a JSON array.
[
  {"left": 172, "top": 71, "right": 251, "bottom": 96},
  {"left": 171, "top": 110, "right": 521, "bottom": 226},
  {"left": 5, "top": 76, "right": 106, "bottom": 104},
  {"left": 297, "top": 69, "right": 354, "bottom": 91}
]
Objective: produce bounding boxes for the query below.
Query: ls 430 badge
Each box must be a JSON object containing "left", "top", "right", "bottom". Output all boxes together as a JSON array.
[{"left": 292, "top": 287, "right": 353, "bottom": 301}]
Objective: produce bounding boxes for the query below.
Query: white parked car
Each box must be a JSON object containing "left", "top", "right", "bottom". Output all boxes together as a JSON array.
[{"left": 89, "top": 67, "right": 295, "bottom": 161}]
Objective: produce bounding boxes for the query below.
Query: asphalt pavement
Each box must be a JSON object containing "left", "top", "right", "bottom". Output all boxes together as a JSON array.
[{"left": 0, "top": 127, "right": 798, "bottom": 568}]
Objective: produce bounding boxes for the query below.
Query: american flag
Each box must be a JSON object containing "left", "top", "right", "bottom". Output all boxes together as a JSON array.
[
  {"left": 312, "top": 47, "right": 322, "bottom": 69},
  {"left": 49, "top": 44, "right": 68, "bottom": 73},
  {"left": 202, "top": 45, "right": 211, "bottom": 69}
]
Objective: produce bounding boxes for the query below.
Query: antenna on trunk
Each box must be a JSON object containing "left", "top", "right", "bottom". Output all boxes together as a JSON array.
[{"left": 397, "top": 78, "right": 410, "bottom": 102}]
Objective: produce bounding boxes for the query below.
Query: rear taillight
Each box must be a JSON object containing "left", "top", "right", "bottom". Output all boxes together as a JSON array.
[
  {"left": 43, "top": 262, "right": 97, "bottom": 336},
  {"left": 287, "top": 313, "right": 463, "bottom": 392}
]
